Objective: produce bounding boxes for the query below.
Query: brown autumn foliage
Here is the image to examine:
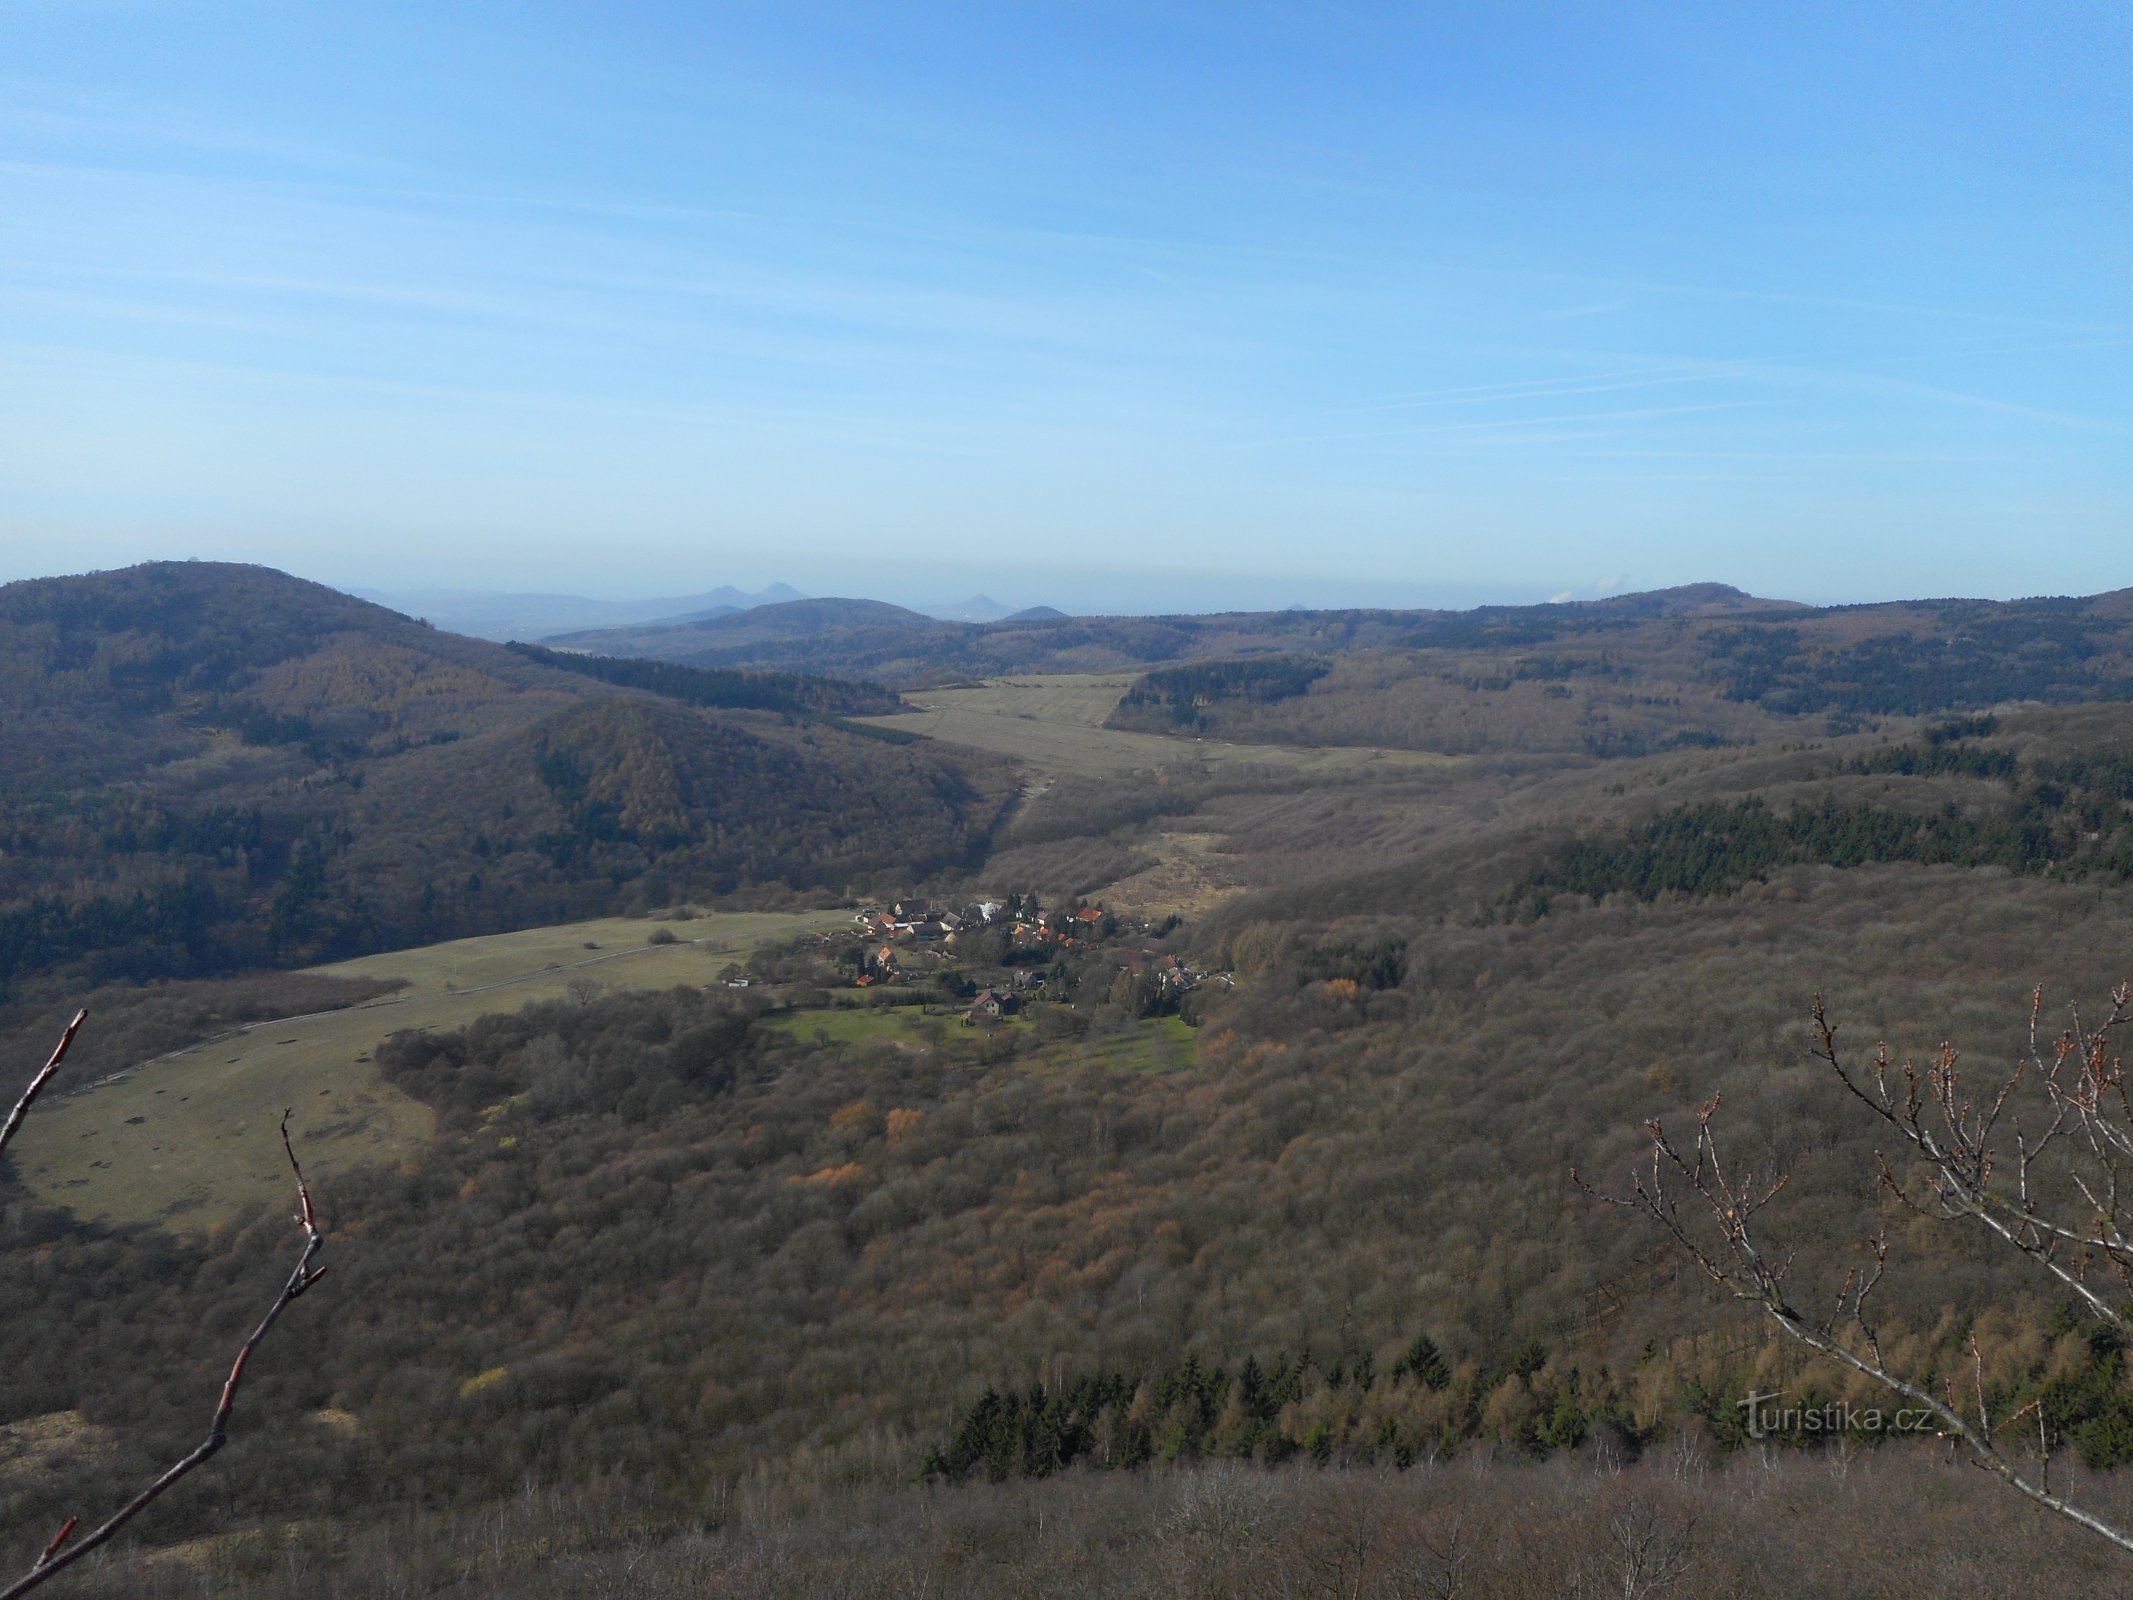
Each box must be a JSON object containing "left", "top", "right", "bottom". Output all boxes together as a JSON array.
[{"left": 12, "top": 566, "right": 2133, "bottom": 1586}]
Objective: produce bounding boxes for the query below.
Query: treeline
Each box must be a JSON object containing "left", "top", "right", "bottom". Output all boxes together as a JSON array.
[
  {"left": 0, "top": 801, "right": 319, "bottom": 989},
  {"left": 1114, "top": 657, "right": 1329, "bottom": 729},
  {"left": 1527, "top": 733, "right": 2133, "bottom": 905},
  {"left": 0, "top": 877, "right": 229, "bottom": 986},
  {"left": 0, "top": 820, "right": 378, "bottom": 991},
  {"left": 374, "top": 988, "right": 756, "bottom": 1125},
  {"left": 932, "top": 1306, "right": 2133, "bottom": 1485},
  {"left": 815, "top": 715, "right": 924, "bottom": 744},
  {"left": 1525, "top": 795, "right": 2059, "bottom": 905},
  {"left": 1851, "top": 745, "right": 2017, "bottom": 781},
  {"left": 1849, "top": 734, "right": 2018, "bottom": 782},
  {"left": 0, "top": 967, "right": 399, "bottom": 1097},
  {"left": 2037, "top": 750, "right": 2133, "bottom": 821},
  {"left": 1400, "top": 607, "right": 1628, "bottom": 651},
  {"left": 504, "top": 641, "right": 902, "bottom": 716},
  {"left": 1704, "top": 603, "right": 2133, "bottom": 717},
  {"left": 926, "top": 1335, "right": 1490, "bottom": 1481}
]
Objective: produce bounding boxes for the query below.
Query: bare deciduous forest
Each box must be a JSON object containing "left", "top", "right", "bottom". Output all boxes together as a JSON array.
[{"left": 10, "top": 565, "right": 2133, "bottom": 1592}]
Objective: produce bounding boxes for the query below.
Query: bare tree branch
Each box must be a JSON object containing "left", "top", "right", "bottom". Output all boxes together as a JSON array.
[
  {"left": 2, "top": 1081, "right": 326, "bottom": 1600},
  {"left": 1585, "top": 985, "right": 2133, "bottom": 1559},
  {"left": 0, "top": 1010, "right": 86, "bottom": 1167}
]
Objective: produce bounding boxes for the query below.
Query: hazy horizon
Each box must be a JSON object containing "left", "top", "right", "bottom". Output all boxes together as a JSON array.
[{"left": 14, "top": 553, "right": 2133, "bottom": 626}]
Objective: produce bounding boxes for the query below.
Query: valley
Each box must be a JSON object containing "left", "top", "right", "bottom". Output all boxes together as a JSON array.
[
  {"left": 11, "top": 9, "right": 2122, "bottom": 1587},
  {"left": 9, "top": 563, "right": 2133, "bottom": 1594}
]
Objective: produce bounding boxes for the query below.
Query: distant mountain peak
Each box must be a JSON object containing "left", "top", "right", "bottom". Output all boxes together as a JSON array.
[{"left": 1581, "top": 582, "right": 1802, "bottom": 616}]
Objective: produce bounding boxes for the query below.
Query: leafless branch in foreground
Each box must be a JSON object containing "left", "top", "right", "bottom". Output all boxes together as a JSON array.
[
  {"left": 1578, "top": 983, "right": 2133, "bottom": 1560},
  {"left": 0, "top": 1009, "right": 86, "bottom": 1166},
  {"left": 2, "top": 1012, "right": 327, "bottom": 1600}
]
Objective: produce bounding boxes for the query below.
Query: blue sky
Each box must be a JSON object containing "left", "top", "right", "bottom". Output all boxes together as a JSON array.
[{"left": 2, "top": 1, "right": 2128, "bottom": 612}]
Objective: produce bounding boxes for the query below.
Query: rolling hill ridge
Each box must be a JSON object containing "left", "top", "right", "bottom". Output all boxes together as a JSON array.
[
  {"left": 0, "top": 563, "right": 1015, "bottom": 995},
  {"left": 547, "top": 583, "right": 2133, "bottom": 736}
]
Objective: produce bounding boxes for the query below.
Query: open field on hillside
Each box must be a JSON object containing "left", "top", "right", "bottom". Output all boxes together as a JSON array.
[
  {"left": 918, "top": 674, "right": 1137, "bottom": 727},
  {"left": 1096, "top": 830, "right": 1248, "bottom": 918},
  {"left": 858, "top": 675, "right": 1455, "bottom": 775},
  {"left": 313, "top": 910, "right": 849, "bottom": 997},
  {"left": 9, "top": 909, "right": 848, "bottom": 1232}
]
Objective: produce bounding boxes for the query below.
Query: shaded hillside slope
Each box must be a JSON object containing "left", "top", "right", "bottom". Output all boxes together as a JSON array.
[
  {"left": 501, "top": 642, "right": 902, "bottom": 716},
  {"left": 0, "top": 564, "right": 1013, "bottom": 991}
]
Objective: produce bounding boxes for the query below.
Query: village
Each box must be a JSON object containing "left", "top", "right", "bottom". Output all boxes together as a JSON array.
[{"left": 842, "top": 893, "right": 1209, "bottom": 1026}]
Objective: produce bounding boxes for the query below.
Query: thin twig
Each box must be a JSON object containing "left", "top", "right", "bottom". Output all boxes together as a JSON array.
[
  {"left": 1594, "top": 988, "right": 2133, "bottom": 1559},
  {"left": 2, "top": 1111, "right": 326, "bottom": 1599},
  {"left": 0, "top": 1011, "right": 87, "bottom": 1166}
]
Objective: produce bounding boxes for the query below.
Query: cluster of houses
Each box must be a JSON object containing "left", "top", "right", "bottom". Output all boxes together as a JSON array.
[
  {"left": 852, "top": 894, "right": 1111, "bottom": 956},
  {"left": 851, "top": 898, "right": 995, "bottom": 989},
  {"left": 852, "top": 897, "right": 1002, "bottom": 945},
  {"left": 851, "top": 892, "right": 1205, "bottom": 1021},
  {"left": 1111, "top": 945, "right": 1198, "bottom": 998},
  {"left": 1022, "top": 905, "right": 1109, "bottom": 945}
]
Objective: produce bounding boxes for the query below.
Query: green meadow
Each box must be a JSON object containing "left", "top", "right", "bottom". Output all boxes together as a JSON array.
[{"left": 10, "top": 909, "right": 848, "bottom": 1232}]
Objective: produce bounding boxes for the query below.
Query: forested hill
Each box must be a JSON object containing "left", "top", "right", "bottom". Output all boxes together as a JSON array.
[
  {"left": 1091, "top": 591, "right": 2133, "bottom": 756},
  {"left": 539, "top": 595, "right": 1486, "bottom": 681},
  {"left": 502, "top": 641, "right": 901, "bottom": 717},
  {"left": 0, "top": 563, "right": 1014, "bottom": 993},
  {"left": 549, "top": 587, "right": 1780, "bottom": 683},
  {"left": 547, "top": 584, "right": 2133, "bottom": 732}
]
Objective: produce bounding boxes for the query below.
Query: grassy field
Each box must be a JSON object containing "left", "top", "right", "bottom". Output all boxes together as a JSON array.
[
  {"left": 313, "top": 910, "right": 848, "bottom": 998},
  {"left": 764, "top": 1003, "right": 941, "bottom": 1050},
  {"left": 9, "top": 910, "right": 849, "bottom": 1233},
  {"left": 918, "top": 674, "right": 1134, "bottom": 727},
  {"left": 857, "top": 675, "right": 1454, "bottom": 776}
]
